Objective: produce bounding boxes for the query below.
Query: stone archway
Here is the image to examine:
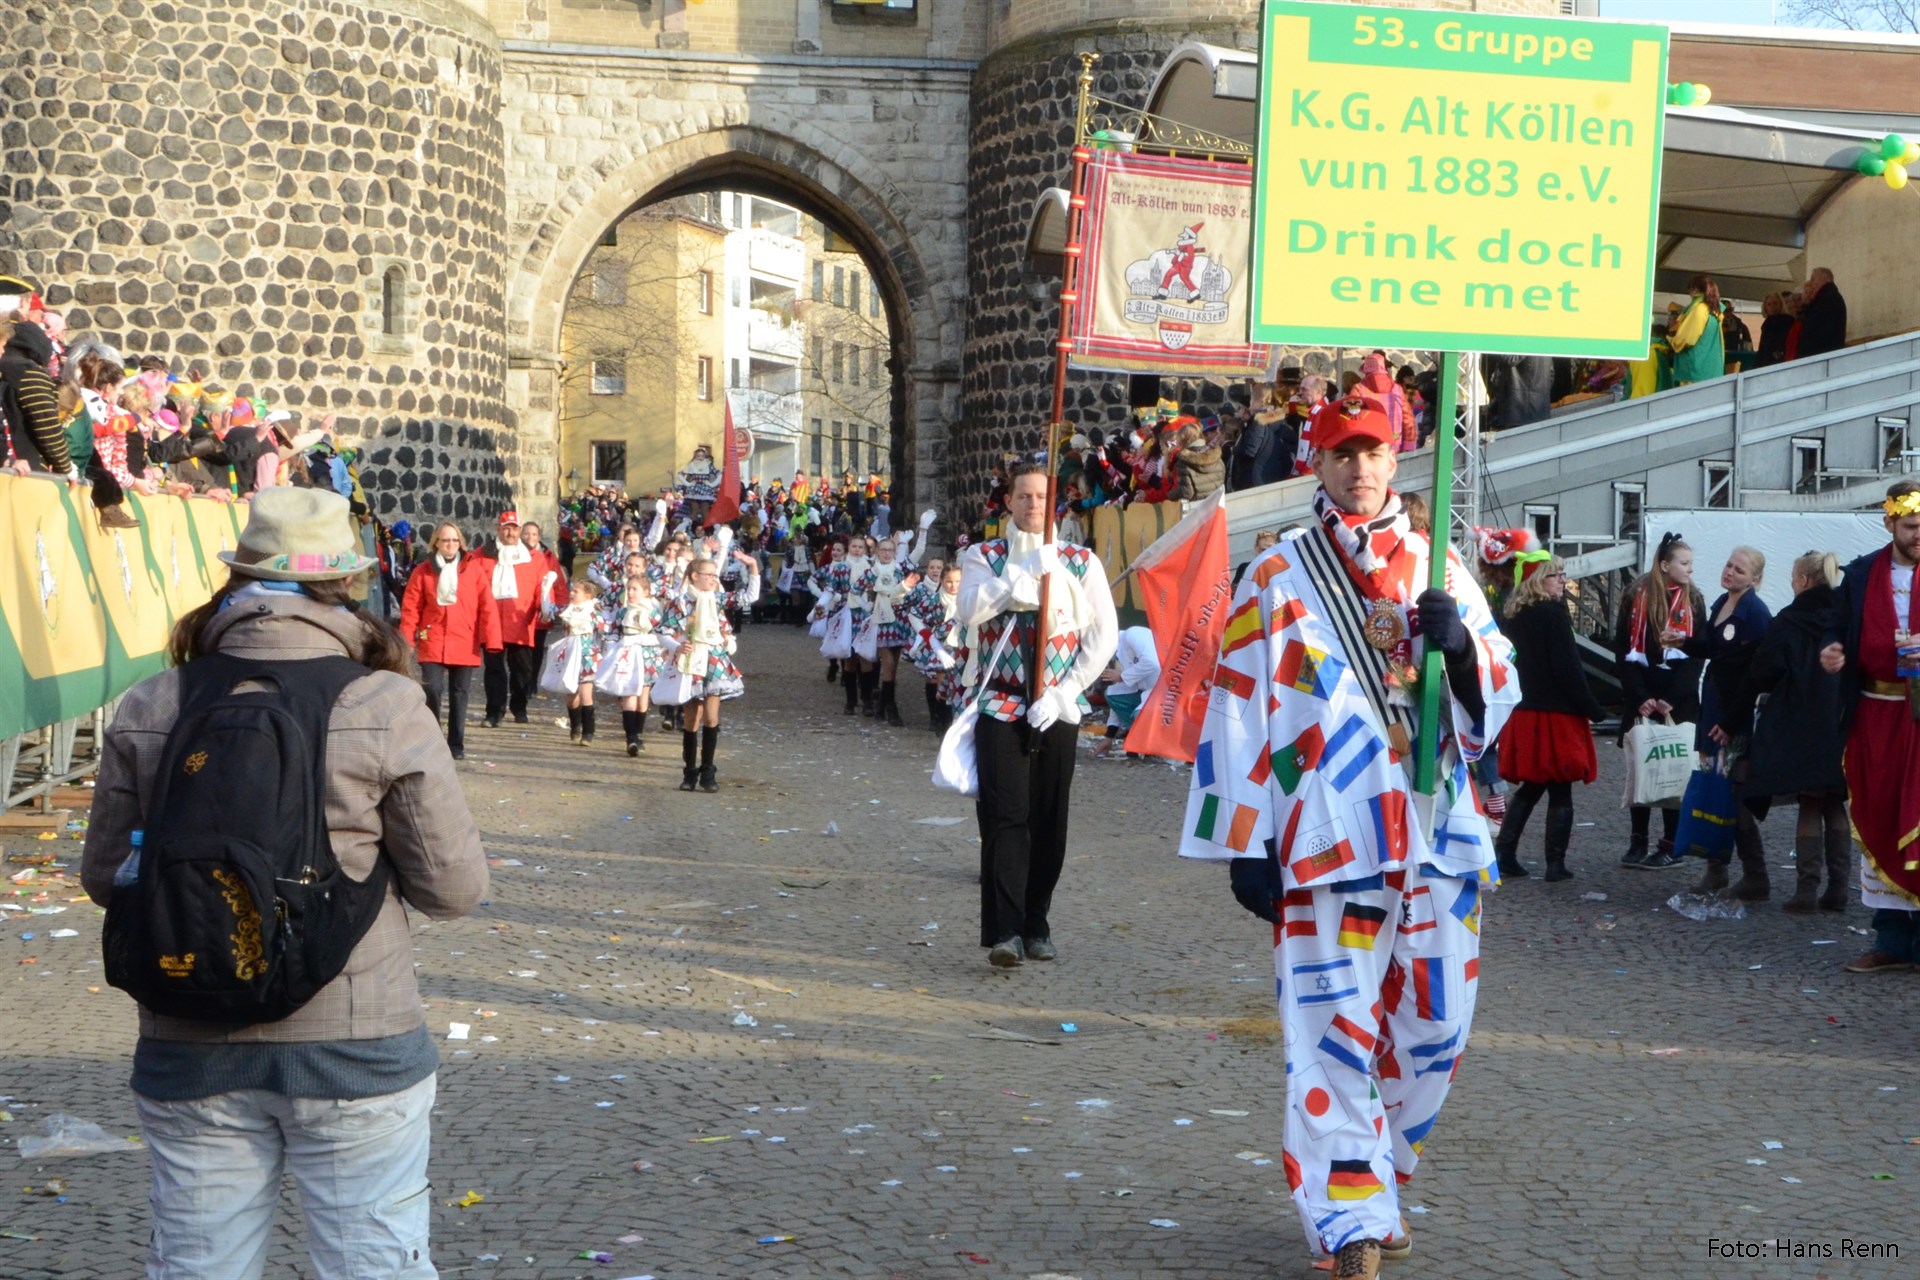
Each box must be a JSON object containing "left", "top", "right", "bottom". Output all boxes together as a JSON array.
[{"left": 504, "top": 120, "right": 960, "bottom": 525}]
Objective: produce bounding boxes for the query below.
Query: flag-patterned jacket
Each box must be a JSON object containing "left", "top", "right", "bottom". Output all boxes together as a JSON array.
[
  {"left": 954, "top": 537, "right": 1119, "bottom": 725},
  {"left": 1178, "top": 526, "right": 1518, "bottom": 887}
]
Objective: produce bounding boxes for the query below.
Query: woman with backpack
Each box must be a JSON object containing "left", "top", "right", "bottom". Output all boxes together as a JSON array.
[
  {"left": 1747, "top": 551, "right": 1852, "bottom": 912},
  {"left": 81, "top": 485, "right": 488, "bottom": 1280}
]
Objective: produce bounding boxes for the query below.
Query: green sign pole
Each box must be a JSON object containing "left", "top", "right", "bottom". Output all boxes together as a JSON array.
[{"left": 1414, "top": 350, "right": 1458, "bottom": 797}]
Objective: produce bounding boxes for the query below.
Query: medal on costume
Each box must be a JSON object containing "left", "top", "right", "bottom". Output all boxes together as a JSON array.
[{"left": 1363, "top": 598, "right": 1406, "bottom": 653}]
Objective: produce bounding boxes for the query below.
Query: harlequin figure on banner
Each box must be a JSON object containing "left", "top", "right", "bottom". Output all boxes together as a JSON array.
[{"left": 1180, "top": 395, "right": 1518, "bottom": 1280}]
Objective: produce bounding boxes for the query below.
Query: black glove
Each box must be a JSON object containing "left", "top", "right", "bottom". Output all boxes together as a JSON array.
[
  {"left": 1416, "top": 587, "right": 1470, "bottom": 658},
  {"left": 1229, "top": 857, "right": 1282, "bottom": 924}
]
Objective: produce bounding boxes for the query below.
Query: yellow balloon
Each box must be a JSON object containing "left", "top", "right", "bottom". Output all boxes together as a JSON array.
[
  {"left": 1888, "top": 162, "right": 1911, "bottom": 190},
  {"left": 1903, "top": 143, "right": 1920, "bottom": 166},
  {"left": 1694, "top": 85, "right": 1712, "bottom": 105}
]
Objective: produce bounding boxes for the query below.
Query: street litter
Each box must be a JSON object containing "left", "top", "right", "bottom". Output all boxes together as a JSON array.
[
  {"left": 1149, "top": 1219, "right": 1179, "bottom": 1228},
  {"left": 450, "top": 1190, "right": 485, "bottom": 1207},
  {"left": 1060, "top": 1023, "right": 1077, "bottom": 1033},
  {"left": 16, "top": 1115, "right": 142, "bottom": 1158},
  {"left": 913, "top": 817, "right": 966, "bottom": 826},
  {"left": 1075, "top": 1099, "right": 1111, "bottom": 1109},
  {"left": 757, "top": 1235, "right": 795, "bottom": 1244},
  {"left": 1763, "top": 1141, "right": 1784, "bottom": 1150},
  {"left": 446, "top": 1023, "right": 470, "bottom": 1041},
  {"left": 579, "top": 1251, "right": 615, "bottom": 1263},
  {"left": 1580, "top": 892, "right": 1607, "bottom": 902},
  {"left": 732, "top": 1013, "right": 759, "bottom": 1027},
  {"left": 1209, "top": 1109, "right": 1251, "bottom": 1117},
  {"left": 1667, "top": 893, "right": 1745, "bottom": 921}
]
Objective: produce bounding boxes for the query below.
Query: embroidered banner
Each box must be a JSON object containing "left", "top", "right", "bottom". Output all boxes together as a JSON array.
[{"left": 1069, "top": 150, "right": 1273, "bottom": 379}]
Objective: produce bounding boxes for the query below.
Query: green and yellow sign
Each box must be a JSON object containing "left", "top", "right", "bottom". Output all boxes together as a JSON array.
[
  {"left": 0, "top": 476, "right": 243, "bottom": 741},
  {"left": 1251, "top": 1, "right": 1668, "bottom": 357}
]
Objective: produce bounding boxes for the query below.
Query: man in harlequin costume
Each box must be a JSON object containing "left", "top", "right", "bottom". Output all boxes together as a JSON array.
[
  {"left": 1823, "top": 479, "right": 1920, "bottom": 973},
  {"left": 1179, "top": 395, "right": 1518, "bottom": 1279}
]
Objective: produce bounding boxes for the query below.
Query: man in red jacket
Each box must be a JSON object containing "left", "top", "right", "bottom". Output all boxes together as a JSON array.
[
  {"left": 474, "top": 510, "right": 565, "bottom": 727},
  {"left": 400, "top": 524, "right": 503, "bottom": 759}
]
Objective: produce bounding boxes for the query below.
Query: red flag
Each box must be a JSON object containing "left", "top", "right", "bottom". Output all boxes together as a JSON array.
[
  {"left": 1124, "top": 488, "right": 1232, "bottom": 762},
  {"left": 705, "top": 402, "right": 742, "bottom": 527}
]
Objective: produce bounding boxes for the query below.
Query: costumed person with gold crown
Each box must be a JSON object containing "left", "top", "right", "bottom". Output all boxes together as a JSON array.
[
  {"left": 1822, "top": 479, "right": 1920, "bottom": 973},
  {"left": 1179, "top": 394, "right": 1518, "bottom": 1280}
]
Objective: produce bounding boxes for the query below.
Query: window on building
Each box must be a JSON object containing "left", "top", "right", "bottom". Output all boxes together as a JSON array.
[
  {"left": 870, "top": 286, "right": 881, "bottom": 318},
  {"left": 591, "top": 260, "right": 626, "bottom": 305},
  {"left": 697, "top": 270, "right": 713, "bottom": 314},
  {"left": 811, "top": 336, "right": 824, "bottom": 381},
  {"left": 832, "top": 420, "right": 844, "bottom": 470},
  {"left": 832, "top": 341, "right": 845, "bottom": 383},
  {"left": 869, "top": 348, "right": 882, "bottom": 386},
  {"left": 833, "top": 266, "right": 845, "bottom": 307},
  {"left": 1612, "top": 483, "right": 1644, "bottom": 544},
  {"left": 810, "top": 419, "right": 824, "bottom": 467},
  {"left": 1702, "top": 460, "right": 1734, "bottom": 509},
  {"left": 731, "top": 193, "right": 744, "bottom": 227},
  {"left": 591, "top": 441, "right": 626, "bottom": 485},
  {"left": 381, "top": 265, "right": 406, "bottom": 337},
  {"left": 850, "top": 272, "right": 862, "bottom": 316},
  {"left": 731, "top": 274, "right": 742, "bottom": 307},
  {"left": 812, "top": 260, "right": 824, "bottom": 302},
  {"left": 849, "top": 435, "right": 861, "bottom": 471},
  {"left": 730, "top": 359, "right": 742, "bottom": 389},
  {"left": 590, "top": 358, "right": 626, "bottom": 396},
  {"left": 848, "top": 346, "right": 861, "bottom": 388},
  {"left": 696, "top": 356, "right": 713, "bottom": 401}
]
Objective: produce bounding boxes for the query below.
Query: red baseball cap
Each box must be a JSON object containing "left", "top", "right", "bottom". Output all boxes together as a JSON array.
[
  {"left": 1313, "top": 394, "right": 1396, "bottom": 452},
  {"left": 497, "top": 510, "right": 521, "bottom": 526}
]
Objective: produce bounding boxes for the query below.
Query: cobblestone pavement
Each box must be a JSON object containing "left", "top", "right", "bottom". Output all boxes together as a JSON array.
[{"left": 5, "top": 625, "right": 1919, "bottom": 1280}]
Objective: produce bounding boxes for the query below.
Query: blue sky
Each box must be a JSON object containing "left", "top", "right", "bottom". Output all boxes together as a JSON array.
[{"left": 1598, "top": 0, "right": 1780, "bottom": 23}]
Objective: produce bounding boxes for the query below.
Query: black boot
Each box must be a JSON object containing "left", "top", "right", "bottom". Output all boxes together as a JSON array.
[
  {"left": 843, "top": 668, "right": 859, "bottom": 715},
  {"left": 1494, "top": 787, "right": 1539, "bottom": 878},
  {"left": 1543, "top": 801, "right": 1575, "bottom": 881},
  {"left": 924, "top": 682, "right": 941, "bottom": 731},
  {"left": 622, "top": 710, "right": 642, "bottom": 757},
  {"left": 699, "top": 726, "right": 719, "bottom": 792},
  {"left": 882, "top": 681, "right": 903, "bottom": 726},
  {"left": 861, "top": 668, "right": 879, "bottom": 716},
  {"left": 1731, "top": 817, "right": 1770, "bottom": 901},
  {"left": 1819, "top": 818, "right": 1853, "bottom": 912},
  {"left": 1620, "top": 807, "right": 1651, "bottom": 867},
  {"left": 567, "top": 705, "right": 582, "bottom": 742},
  {"left": 679, "top": 730, "right": 698, "bottom": 790},
  {"left": 826, "top": 659, "right": 839, "bottom": 683},
  {"left": 578, "top": 704, "right": 595, "bottom": 745}
]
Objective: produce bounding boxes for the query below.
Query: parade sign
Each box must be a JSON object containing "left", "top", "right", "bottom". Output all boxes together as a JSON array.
[
  {"left": 1070, "top": 150, "right": 1273, "bottom": 378},
  {"left": 1250, "top": 2, "right": 1668, "bottom": 358}
]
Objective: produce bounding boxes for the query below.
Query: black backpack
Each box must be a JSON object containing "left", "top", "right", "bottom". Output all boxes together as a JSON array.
[{"left": 104, "top": 653, "right": 392, "bottom": 1023}]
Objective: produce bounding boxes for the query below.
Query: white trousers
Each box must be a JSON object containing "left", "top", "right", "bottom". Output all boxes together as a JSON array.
[
  {"left": 135, "top": 1074, "right": 437, "bottom": 1280},
  {"left": 1273, "top": 863, "right": 1482, "bottom": 1255}
]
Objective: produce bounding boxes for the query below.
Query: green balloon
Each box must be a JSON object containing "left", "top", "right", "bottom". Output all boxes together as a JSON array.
[
  {"left": 1675, "top": 82, "right": 1698, "bottom": 106},
  {"left": 1882, "top": 133, "right": 1908, "bottom": 159},
  {"left": 1859, "top": 154, "right": 1887, "bottom": 176}
]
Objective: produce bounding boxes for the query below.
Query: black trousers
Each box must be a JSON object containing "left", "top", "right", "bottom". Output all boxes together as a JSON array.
[
  {"left": 419, "top": 662, "right": 472, "bottom": 753},
  {"left": 484, "top": 643, "right": 538, "bottom": 721},
  {"left": 974, "top": 715, "right": 1078, "bottom": 947}
]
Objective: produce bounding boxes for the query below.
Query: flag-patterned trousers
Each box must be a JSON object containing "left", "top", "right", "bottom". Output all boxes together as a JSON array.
[{"left": 1272, "top": 860, "right": 1483, "bottom": 1256}]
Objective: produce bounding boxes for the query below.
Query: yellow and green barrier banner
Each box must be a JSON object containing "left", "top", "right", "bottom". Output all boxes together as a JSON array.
[{"left": 0, "top": 475, "right": 244, "bottom": 740}]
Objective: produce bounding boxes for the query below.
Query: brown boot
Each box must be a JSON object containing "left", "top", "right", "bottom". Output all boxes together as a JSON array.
[
  {"left": 98, "top": 504, "right": 140, "bottom": 529},
  {"left": 1819, "top": 819, "right": 1852, "bottom": 912},
  {"left": 1333, "top": 1239, "right": 1382, "bottom": 1279},
  {"left": 1730, "top": 817, "right": 1770, "bottom": 902},
  {"left": 1690, "top": 859, "right": 1730, "bottom": 896},
  {"left": 1781, "top": 854, "right": 1820, "bottom": 913}
]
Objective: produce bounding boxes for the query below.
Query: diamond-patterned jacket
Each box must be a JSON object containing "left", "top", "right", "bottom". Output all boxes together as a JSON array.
[{"left": 954, "top": 537, "right": 1119, "bottom": 724}]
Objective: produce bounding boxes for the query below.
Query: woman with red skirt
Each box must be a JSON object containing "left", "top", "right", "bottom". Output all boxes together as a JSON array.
[{"left": 1494, "top": 554, "right": 1604, "bottom": 881}]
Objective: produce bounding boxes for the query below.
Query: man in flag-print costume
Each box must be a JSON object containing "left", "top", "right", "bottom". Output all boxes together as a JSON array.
[
  {"left": 955, "top": 460, "right": 1117, "bottom": 970},
  {"left": 1179, "top": 396, "right": 1518, "bottom": 1280}
]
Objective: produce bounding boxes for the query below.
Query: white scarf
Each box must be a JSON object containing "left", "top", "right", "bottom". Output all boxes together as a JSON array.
[
  {"left": 871, "top": 560, "right": 907, "bottom": 627},
  {"left": 1005, "top": 526, "right": 1094, "bottom": 632},
  {"left": 433, "top": 553, "right": 460, "bottom": 606},
  {"left": 491, "top": 542, "right": 530, "bottom": 599},
  {"left": 844, "top": 555, "right": 871, "bottom": 594},
  {"left": 679, "top": 588, "right": 730, "bottom": 673}
]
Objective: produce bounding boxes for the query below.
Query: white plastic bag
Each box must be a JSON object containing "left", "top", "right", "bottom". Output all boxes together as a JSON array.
[
  {"left": 16, "top": 1115, "right": 143, "bottom": 1159},
  {"left": 852, "top": 614, "right": 879, "bottom": 662},
  {"left": 820, "top": 606, "right": 853, "bottom": 661},
  {"left": 651, "top": 666, "right": 699, "bottom": 706},
  {"left": 1623, "top": 716, "right": 1694, "bottom": 807},
  {"left": 931, "top": 626, "right": 1015, "bottom": 797},
  {"left": 538, "top": 634, "right": 581, "bottom": 696}
]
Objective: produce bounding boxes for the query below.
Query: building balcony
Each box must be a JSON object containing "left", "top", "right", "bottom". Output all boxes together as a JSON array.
[
  {"left": 747, "top": 230, "right": 804, "bottom": 282},
  {"left": 730, "top": 387, "right": 801, "bottom": 439},
  {"left": 748, "top": 310, "right": 802, "bottom": 359}
]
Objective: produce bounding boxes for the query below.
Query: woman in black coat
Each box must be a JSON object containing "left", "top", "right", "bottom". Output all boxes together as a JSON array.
[
  {"left": 1494, "top": 556, "right": 1604, "bottom": 881},
  {"left": 1687, "top": 547, "right": 1775, "bottom": 901},
  {"left": 1614, "top": 532, "right": 1708, "bottom": 870},
  {"left": 1747, "top": 551, "right": 1851, "bottom": 912}
]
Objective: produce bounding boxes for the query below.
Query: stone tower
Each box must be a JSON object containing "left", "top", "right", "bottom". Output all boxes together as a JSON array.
[{"left": 0, "top": 0, "right": 515, "bottom": 525}]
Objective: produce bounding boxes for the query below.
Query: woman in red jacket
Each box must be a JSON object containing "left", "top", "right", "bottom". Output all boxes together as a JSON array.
[{"left": 400, "top": 523, "right": 503, "bottom": 759}]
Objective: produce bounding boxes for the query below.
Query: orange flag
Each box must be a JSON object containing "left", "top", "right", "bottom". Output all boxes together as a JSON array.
[
  {"left": 706, "top": 401, "right": 742, "bottom": 527},
  {"left": 1124, "top": 488, "right": 1233, "bottom": 762}
]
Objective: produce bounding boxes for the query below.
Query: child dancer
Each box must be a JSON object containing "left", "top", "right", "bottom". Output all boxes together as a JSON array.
[
  {"left": 660, "top": 550, "right": 761, "bottom": 792},
  {"left": 610, "top": 571, "right": 664, "bottom": 756},
  {"left": 557, "top": 580, "right": 606, "bottom": 745}
]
